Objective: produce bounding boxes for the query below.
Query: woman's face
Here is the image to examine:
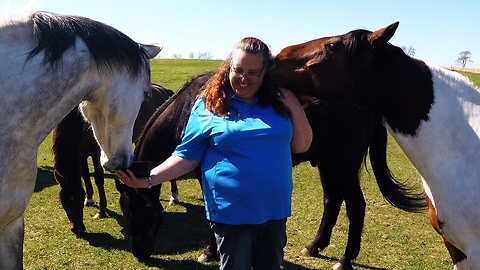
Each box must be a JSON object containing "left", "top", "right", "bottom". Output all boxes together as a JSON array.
[{"left": 229, "top": 50, "right": 265, "bottom": 105}]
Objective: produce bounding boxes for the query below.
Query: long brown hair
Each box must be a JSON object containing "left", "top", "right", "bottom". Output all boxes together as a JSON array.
[{"left": 202, "top": 37, "right": 288, "bottom": 117}]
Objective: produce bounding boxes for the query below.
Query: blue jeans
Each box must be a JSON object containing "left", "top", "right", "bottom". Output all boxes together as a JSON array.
[{"left": 211, "top": 218, "right": 287, "bottom": 270}]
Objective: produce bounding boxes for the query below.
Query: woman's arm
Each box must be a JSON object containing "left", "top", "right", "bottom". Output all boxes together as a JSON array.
[
  {"left": 116, "top": 155, "right": 200, "bottom": 189},
  {"left": 277, "top": 87, "right": 313, "bottom": 153}
]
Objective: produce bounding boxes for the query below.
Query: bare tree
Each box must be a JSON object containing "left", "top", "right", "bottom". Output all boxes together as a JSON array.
[
  {"left": 455, "top": 51, "right": 473, "bottom": 67},
  {"left": 197, "top": 51, "right": 213, "bottom": 60},
  {"left": 188, "top": 52, "right": 195, "bottom": 59},
  {"left": 401, "top": 45, "right": 416, "bottom": 56}
]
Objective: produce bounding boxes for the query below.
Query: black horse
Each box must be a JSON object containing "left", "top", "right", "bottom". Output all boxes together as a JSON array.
[
  {"left": 53, "top": 83, "right": 173, "bottom": 235},
  {"left": 117, "top": 71, "right": 425, "bottom": 269},
  {"left": 116, "top": 72, "right": 211, "bottom": 260}
]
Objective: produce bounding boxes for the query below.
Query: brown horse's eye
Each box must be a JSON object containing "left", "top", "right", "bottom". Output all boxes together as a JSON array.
[{"left": 325, "top": 43, "right": 339, "bottom": 53}]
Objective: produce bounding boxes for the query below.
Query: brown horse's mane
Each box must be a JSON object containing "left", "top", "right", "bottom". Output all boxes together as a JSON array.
[
  {"left": 344, "top": 29, "right": 401, "bottom": 59},
  {"left": 340, "top": 28, "right": 434, "bottom": 136}
]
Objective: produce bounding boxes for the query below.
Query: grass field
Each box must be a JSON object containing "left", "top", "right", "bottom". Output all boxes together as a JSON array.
[{"left": 23, "top": 59, "right": 480, "bottom": 269}]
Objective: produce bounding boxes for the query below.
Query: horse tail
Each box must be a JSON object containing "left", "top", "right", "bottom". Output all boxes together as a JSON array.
[{"left": 369, "top": 117, "right": 426, "bottom": 212}]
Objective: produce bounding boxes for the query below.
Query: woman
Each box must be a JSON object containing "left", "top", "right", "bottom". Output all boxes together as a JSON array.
[{"left": 116, "top": 37, "right": 312, "bottom": 269}]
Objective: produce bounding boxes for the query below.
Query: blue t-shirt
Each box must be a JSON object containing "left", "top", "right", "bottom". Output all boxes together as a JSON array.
[{"left": 173, "top": 96, "right": 293, "bottom": 225}]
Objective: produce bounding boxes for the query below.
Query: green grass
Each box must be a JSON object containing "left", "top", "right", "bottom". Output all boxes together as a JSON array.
[
  {"left": 24, "top": 59, "right": 478, "bottom": 269},
  {"left": 150, "top": 59, "right": 221, "bottom": 90},
  {"left": 457, "top": 71, "right": 480, "bottom": 87}
]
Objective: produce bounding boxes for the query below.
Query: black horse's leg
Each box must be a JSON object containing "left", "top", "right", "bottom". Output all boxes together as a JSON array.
[
  {"left": 80, "top": 157, "right": 95, "bottom": 206},
  {"left": 92, "top": 154, "right": 107, "bottom": 218},
  {"left": 169, "top": 180, "right": 180, "bottom": 206},
  {"left": 198, "top": 226, "right": 219, "bottom": 263},
  {"left": 303, "top": 166, "right": 343, "bottom": 256},
  {"left": 334, "top": 174, "right": 365, "bottom": 270}
]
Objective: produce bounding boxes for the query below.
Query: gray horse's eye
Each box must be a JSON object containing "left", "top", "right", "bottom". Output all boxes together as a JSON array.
[{"left": 144, "top": 91, "right": 152, "bottom": 101}]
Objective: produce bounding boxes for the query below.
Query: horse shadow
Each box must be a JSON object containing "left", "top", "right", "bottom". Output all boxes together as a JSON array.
[
  {"left": 153, "top": 200, "right": 211, "bottom": 256},
  {"left": 35, "top": 166, "right": 56, "bottom": 192},
  {"left": 142, "top": 257, "right": 219, "bottom": 269},
  {"left": 78, "top": 197, "right": 387, "bottom": 270},
  {"left": 78, "top": 172, "right": 387, "bottom": 270},
  {"left": 281, "top": 259, "right": 388, "bottom": 270},
  {"left": 312, "top": 255, "right": 388, "bottom": 270}
]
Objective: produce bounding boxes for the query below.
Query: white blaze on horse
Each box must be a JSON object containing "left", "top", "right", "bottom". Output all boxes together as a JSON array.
[
  {"left": 0, "top": 11, "right": 160, "bottom": 269},
  {"left": 271, "top": 22, "right": 479, "bottom": 270}
]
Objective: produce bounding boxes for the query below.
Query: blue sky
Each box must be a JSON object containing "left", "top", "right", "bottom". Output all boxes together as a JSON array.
[{"left": 1, "top": 0, "right": 479, "bottom": 67}]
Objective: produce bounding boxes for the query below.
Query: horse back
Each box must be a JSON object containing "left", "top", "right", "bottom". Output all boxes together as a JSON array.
[
  {"left": 52, "top": 107, "right": 85, "bottom": 184},
  {"left": 134, "top": 72, "right": 214, "bottom": 164},
  {"left": 133, "top": 83, "right": 174, "bottom": 143}
]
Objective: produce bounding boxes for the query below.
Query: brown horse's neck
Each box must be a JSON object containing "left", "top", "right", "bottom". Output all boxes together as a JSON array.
[{"left": 369, "top": 57, "right": 434, "bottom": 136}]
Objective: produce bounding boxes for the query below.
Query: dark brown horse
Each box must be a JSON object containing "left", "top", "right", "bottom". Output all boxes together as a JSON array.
[
  {"left": 117, "top": 71, "right": 424, "bottom": 270},
  {"left": 269, "top": 22, "right": 478, "bottom": 269},
  {"left": 53, "top": 83, "right": 173, "bottom": 234}
]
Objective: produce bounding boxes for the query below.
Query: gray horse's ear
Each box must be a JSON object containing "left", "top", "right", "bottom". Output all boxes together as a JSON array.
[
  {"left": 140, "top": 43, "right": 163, "bottom": 59},
  {"left": 367, "top": 21, "right": 399, "bottom": 47}
]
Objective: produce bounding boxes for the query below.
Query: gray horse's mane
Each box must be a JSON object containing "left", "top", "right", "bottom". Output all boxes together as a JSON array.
[{"left": 27, "top": 11, "right": 149, "bottom": 76}]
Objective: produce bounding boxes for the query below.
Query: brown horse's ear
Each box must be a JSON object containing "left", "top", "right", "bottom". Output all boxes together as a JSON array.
[{"left": 367, "top": 21, "right": 399, "bottom": 47}]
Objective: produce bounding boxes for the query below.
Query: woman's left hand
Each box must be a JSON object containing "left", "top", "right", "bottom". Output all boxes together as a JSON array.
[
  {"left": 276, "top": 87, "right": 303, "bottom": 113},
  {"left": 276, "top": 87, "right": 313, "bottom": 153}
]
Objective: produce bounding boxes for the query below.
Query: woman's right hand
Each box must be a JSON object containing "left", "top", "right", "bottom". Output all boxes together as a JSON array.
[{"left": 116, "top": 169, "right": 150, "bottom": 189}]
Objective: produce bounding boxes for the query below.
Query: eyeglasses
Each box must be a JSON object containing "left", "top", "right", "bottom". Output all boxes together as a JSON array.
[{"left": 230, "top": 66, "right": 264, "bottom": 81}]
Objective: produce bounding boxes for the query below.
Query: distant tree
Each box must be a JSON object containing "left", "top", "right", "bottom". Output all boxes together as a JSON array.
[
  {"left": 172, "top": 54, "right": 182, "bottom": 59},
  {"left": 455, "top": 51, "right": 473, "bottom": 67},
  {"left": 197, "top": 51, "right": 213, "bottom": 60},
  {"left": 401, "top": 45, "right": 416, "bottom": 57},
  {"left": 189, "top": 52, "right": 195, "bottom": 59}
]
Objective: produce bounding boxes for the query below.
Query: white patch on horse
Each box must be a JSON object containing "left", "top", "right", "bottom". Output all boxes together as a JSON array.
[{"left": 386, "top": 63, "right": 480, "bottom": 265}]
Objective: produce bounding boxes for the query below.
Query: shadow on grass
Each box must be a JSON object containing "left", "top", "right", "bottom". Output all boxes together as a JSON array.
[
  {"left": 73, "top": 178, "right": 387, "bottom": 270},
  {"left": 76, "top": 198, "right": 218, "bottom": 269},
  {"left": 78, "top": 231, "right": 127, "bottom": 250},
  {"left": 35, "top": 166, "right": 56, "bottom": 192},
  {"left": 152, "top": 200, "right": 211, "bottom": 256},
  {"left": 312, "top": 254, "right": 388, "bottom": 270},
  {"left": 142, "top": 257, "right": 219, "bottom": 270},
  {"left": 281, "top": 261, "right": 314, "bottom": 270}
]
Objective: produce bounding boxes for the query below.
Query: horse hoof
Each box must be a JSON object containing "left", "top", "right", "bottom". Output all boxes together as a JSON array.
[
  {"left": 84, "top": 198, "right": 95, "bottom": 206},
  {"left": 71, "top": 226, "right": 86, "bottom": 235},
  {"left": 300, "top": 247, "right": 315, "bottom": 257},
  {"left": 168, "top": 199, "right": 179, "bottom": 206},
  {"left": 92, "top": 212, "right": 107, "bottom": 219},
  {"left": 333, "top": 262, "right": 354, "bottom": 270},
  {"left": 197, "top": 254, "right": 210, "bottom": 263},
  {"left": 169, "top": 195, "right": 179, "bottom": 206}
]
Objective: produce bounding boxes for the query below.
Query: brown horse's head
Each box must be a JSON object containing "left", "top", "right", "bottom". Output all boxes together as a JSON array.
[
  {"left": 271, "top": 22, "right": 435, "bottom": 136},
  {"left": 269, "top": 22, "right": 400, "bottom": 107}
]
